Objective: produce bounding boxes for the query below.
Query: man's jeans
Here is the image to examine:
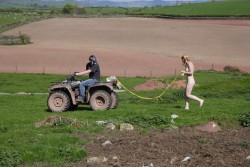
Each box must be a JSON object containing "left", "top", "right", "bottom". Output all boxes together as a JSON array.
[{"left": 79, "top": 79, "right": 98, "bottom": 100}]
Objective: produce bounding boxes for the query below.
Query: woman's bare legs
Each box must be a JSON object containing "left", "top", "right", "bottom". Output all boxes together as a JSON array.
[
  {"left": 185, "top": 78, "right": 204, "bottom": 110},
  {"left": 185, "top": 96, "right": 190, "bottom": 110}
]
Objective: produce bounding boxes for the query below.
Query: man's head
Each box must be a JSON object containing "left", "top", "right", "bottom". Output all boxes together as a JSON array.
[{"left": 89, "top": 55, "right": 97, "bottom": 63}]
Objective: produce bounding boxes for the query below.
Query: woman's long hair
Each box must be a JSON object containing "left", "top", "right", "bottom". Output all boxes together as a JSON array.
[{"left": 181, "top": 55, "right": 190, "bottom": 65}]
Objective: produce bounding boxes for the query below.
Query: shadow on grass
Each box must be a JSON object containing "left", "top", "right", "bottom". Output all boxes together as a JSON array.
[
  {"left": 174, "top": 105, "right": 182, "bottom": 109},
  {"left": 74, "top": 106, "right": 92, "bottom": 111},
  {"left": 44, "top": 106, "right": 92, "bottom": 113}
]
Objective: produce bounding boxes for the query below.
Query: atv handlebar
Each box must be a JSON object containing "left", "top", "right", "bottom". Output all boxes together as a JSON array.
[{"left": 67, "top": 73, "right": 76, "bottom": 81}]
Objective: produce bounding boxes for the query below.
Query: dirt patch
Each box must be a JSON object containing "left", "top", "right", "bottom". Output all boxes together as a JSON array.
[
  {"left": 195, "top": 121, "right": 221, "bottom": 133},
  {"left": 134, "top": 79, "right": 166, "bottom": 91},
  {"left": 133, "top": 79, "right": 186, "bottom": 91},
  {"left": 133, "top": 78, "right": 187, "bottom": 91},
  {"left": 72, "top": 126, "right": 250, "bottom": 167},
  {"left": 170, "top": 79, "right": 186, "bottom": 89}
]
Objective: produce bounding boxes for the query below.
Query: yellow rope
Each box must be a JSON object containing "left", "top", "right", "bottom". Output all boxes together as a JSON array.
[{"left": 117, "top": 74, "right": 180, "bottom": 100}]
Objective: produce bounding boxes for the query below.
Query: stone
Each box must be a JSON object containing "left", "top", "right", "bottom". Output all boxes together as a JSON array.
[
  {"left": 86, "top": 156, "right": 108, "bottom": 165},
  {"left": 102, "top": 140, "right": 112, "bottom": 147},
  {"left": 119, "top": 123, "right": 134, "bottom": 131},
  {"left": 106, "top": 123, "right": 116, "bottom": 130},
  {"left": 195, "top": 121, "right": 221, "bottom": 133}
]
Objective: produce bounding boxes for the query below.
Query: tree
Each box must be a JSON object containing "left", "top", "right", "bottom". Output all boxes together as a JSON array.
[
  {"left": 76, "top": 7, "right": 87, "bottom": 15},
  {"left": 62, "top": 4, "right": 76, "bottom": 14}
]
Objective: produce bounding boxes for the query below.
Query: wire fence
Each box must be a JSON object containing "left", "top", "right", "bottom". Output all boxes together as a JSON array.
[{"left": 0, "top": 35, "right": 21, "bottom": 45}]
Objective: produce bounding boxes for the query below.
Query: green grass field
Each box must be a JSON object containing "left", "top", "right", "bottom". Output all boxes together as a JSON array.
[
  {"left": 0, "top": 12, "right": 47, "bottom": 33},
  {"left": 0, "top": 71, "right": 249, "bottom": 166},
  {"left": 0, "top": 0, "right": 249, "bottom": 27},
  {"left": 58, "top": 0, "right": 250, "bottom": 16},
  {"left": 131, "top": 0, "right": 250, "bottom": 16},
  {"left": 0, "top": 14, "right": 32, "bottom": 26}
]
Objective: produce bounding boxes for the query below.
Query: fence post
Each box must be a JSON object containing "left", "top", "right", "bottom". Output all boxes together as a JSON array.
[
  {"left": 211, "top": 64, "right": 214, "bottom": 70},
  {"left": 42, "top": 66, "right": 45, "bottom": 74}
]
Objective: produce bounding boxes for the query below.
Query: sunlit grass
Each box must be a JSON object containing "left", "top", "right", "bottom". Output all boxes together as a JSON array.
[{"left": 0, "top": 71, "right": 249, "bottom": 166}]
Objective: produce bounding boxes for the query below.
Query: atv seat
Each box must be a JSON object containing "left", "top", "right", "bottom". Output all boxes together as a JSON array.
[{"left": 71, "top": 81, "right": 80, "bottom": 89}]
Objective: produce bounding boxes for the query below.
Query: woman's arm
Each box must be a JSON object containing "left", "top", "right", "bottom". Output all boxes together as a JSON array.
[{"left": 181, "top": 62, "right": 194, "bottom": 75}]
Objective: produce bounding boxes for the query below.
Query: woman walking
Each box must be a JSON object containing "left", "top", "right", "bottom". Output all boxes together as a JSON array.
[{"left": 181, "top": 55, "right": 204, "bottom": 110}]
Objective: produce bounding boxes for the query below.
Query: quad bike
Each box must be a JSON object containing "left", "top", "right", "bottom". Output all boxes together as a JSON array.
[{"left": 47, "top": 75, "right": 121, "bottom": 112}]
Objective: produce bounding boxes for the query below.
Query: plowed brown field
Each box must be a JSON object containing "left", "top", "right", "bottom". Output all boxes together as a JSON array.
[{"left": 1, "top": 18, "right": 250, "bottom": 77}]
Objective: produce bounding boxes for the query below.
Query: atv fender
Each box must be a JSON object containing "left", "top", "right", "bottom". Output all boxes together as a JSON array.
[
  {"left": 86, "top": 83, "right": 114, "bottom": 102},
  {"left": 48, "top": 84, "right": 77, "bottom": 105}
]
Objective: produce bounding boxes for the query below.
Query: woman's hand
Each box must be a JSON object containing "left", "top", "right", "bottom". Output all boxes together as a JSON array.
[{"left": 181, "top": 70, "right": 185, "bottom": 76}]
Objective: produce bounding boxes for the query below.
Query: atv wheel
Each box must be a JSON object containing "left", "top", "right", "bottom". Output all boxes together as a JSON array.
[
  {"left": 90, "top": 90, "right": 112, "bottom": 111},
  {"left": 47, "top": 90, "right": 71, "bottom": 112},
  {"left": 110, "top": 92, "right": 119, "bottom": 109}
]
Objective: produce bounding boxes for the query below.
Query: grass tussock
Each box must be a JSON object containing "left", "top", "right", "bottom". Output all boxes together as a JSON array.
[
  {"left": 238, "top": 112, "right": 250, "bottom": 127},
  {"left": 0, "top": 150, "right": 22, "bottom": 167}
]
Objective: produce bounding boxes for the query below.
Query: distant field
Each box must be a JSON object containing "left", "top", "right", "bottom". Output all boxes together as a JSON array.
[
  {"left": 0, "top": 0, "right": 249, "bottom": 30},
  {"left": 0, "top": 12, "right": 46, "bottom": 34},
  {"left": 1, "top": 17, "right": 250, "bottom": 77},
  {"left": 0, "top": 14, "right": 31, "bottom": 26},
  {"left": 0, "top": 0, "right": 250, "bottom": 18},
  {"left": 130, "top": 0, "right": 250, "bottom": 16}
]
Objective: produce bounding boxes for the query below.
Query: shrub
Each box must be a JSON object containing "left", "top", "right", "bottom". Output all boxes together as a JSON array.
[
  {"left": 0, "top": 124, "right": 8, "bottom": 133},
  {"left": 238, "top": 112, "right": 250, "bottom": 127},
  {"left": 198, "top": 137, "right": 207, "bottom": 144},
  {"left": 62, "top": 4, "right": 76, "bottom": 14},
  {"left": 0, "top": 150, "right": 22, "bottom": 167},
  {"left": 224, "top": 65, "right": 241, "bottom": 73},
  {"left": 239, "top": 141, "right": 250, "bottom": 148},
  {"left": 76, "top": 7, "right": 87, "bottom": 15},
  {"left": 125, "top": 115, "right": 171, "bottom": 128},
  {"left": 18, "top": 32, "right": 31, "bottom": 44}
]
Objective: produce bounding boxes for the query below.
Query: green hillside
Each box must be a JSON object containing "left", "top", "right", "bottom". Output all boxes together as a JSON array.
[
  {"left": 130, "top": 0, "right": 250, "bottom": 16},
  {"left": 0, "top": 0, "right": 69, "bottom": 8},
  {"left": 0, "top": 0, "right": 249, "bottom": 17}
]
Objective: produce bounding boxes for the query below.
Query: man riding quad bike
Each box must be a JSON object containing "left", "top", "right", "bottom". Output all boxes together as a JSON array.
[
  {"left": 47, "top": 75, "right": 120, "bottom": 112},
  {"left": 48, "top": 55, "right": 120, "bottom": 112}
]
